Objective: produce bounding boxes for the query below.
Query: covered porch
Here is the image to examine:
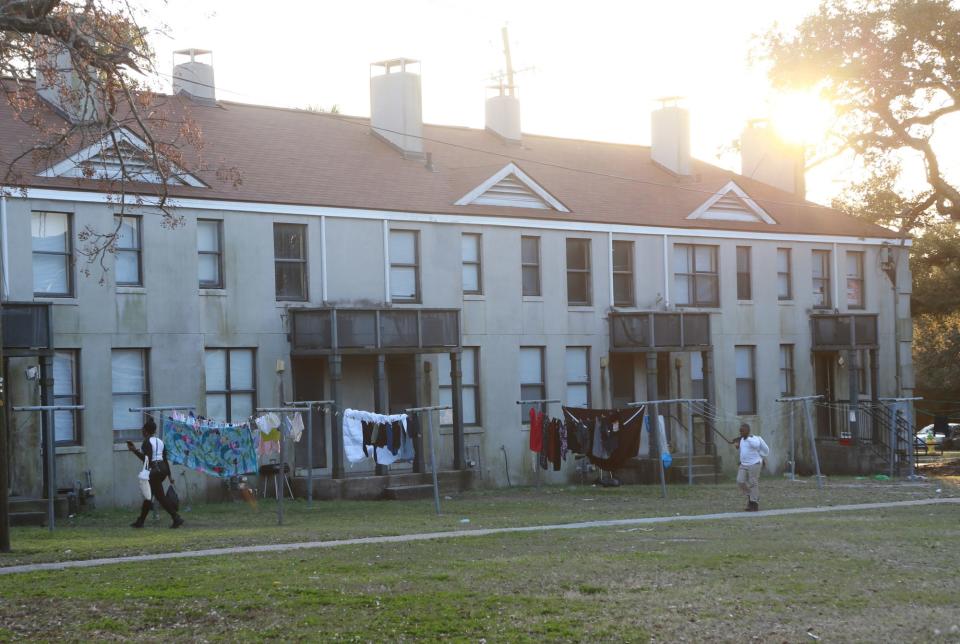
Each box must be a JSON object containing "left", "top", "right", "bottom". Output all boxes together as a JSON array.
[{"left": 287, "top": 307, "right": 472, "bottom": 498}]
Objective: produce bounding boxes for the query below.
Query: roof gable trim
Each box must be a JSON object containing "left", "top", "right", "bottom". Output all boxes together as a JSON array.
[
  {"left": 455, "top": 162, "right": 569, "bottom": 212},
  {"left": 38, "top": 128, "right": 206, "bottom": 187},
  {"left": 686, "top": 180, "right": 775, "bottom": 225}
]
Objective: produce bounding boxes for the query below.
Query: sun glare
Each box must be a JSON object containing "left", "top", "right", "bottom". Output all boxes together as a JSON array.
[{"left": 769, "top": 91, "right": 835, "bottom": 145}]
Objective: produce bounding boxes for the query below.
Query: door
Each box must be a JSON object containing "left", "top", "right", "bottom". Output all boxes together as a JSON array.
[
  {"left": 814, "top": 352, "right": 836, "bottom": 437},
  {"left": 291, "top": 357, "right": 327, "bottom": 470},
  {"left": 610, "top": 353, "right": 635, "bottom": 410}
]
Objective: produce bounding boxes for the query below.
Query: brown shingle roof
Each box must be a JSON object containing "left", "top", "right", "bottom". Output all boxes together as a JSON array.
[{"left": 0, "top": 90, "right": 899, "bottom": 239}]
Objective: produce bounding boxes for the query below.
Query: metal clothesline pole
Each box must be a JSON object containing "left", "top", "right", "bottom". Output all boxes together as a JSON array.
[
  {"left": 257, "top": 406, "right": 311, "bottom": 525},
  {"left": 283, "top": 400, "right": 335, "bottom": 508},
  {"left": 516, "top": 399, "right": 561, "bottom": 489},
  {"left": 776, "top": 396, "right": 824, "bottom": 489},
  {"left": 405, "top": 404, "right": 451, "bottom": 515},
  {"left": 12, "top": 404, "right": 85, "bottom": 532}
]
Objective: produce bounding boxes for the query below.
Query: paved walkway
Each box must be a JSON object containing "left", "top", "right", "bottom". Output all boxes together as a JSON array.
[{"left": 2, "top": 497, "right": 958, "bottom": 576}]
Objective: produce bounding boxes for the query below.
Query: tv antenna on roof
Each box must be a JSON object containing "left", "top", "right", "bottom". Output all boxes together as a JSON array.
[{"left": 489, "top": 25, "right": 534, "bottom": 97}]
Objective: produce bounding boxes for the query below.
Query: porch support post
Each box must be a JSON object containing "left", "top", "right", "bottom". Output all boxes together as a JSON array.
[
  {"left": 701, "top": 349, "right": 716, "bottom": 450},
  {"left": 869, "top": 348, "right": 879, "bottom": 442},
  {"left": 412, "top": 354, "right": 426, "bottom": 473},
  {"left": 39, "top": 354, "right": 54, "bottom": 504},
  {"left": 329, "top": 353, "right": 345, "bottom": 479},
  {"left": 645, "top": 351, "right": 666, "bottom": 497},
  {"left": 450, "top": 350, "right": 465, "bottom": 470},
  {"left": 847, "top": 349, "right": 861, "bottom": 444},
  {"left": 374, "top": 354, "right": 388, "bottom": 476}
]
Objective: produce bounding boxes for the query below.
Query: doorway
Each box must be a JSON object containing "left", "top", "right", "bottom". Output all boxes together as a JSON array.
[
  {"left": 814, "top": 352, "right": 836, "bottom": 437},
  {"left": 291, "top": 356, "right": 327, "bottom": 470}
]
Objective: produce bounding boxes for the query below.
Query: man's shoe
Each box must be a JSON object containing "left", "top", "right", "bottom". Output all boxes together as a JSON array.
[
  {"left": 748, "top": 501, "right": 759, "bottom": 512},
  {"left": 170, "top": 516, "right": 184, "bottom": 529}
]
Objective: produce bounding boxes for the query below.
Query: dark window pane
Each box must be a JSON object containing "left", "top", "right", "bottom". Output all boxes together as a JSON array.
[
  {"left": 380, "top": 311, "right": 418, "bottom": 347},
  {"left": 522, "top": 266, "right": 540, "bottom": 296},
  {"left": 654, "top": 314, "right": 681, "bottom": 347},
  {"left": 421, "top": 311, "right": 459, "bottom": 347},
  {"left": 337, "top": 311, "right": 376, "bottom": 348},
  {"left": 613, "top": 274, "right": 633, "bottom": 306},
  {"left": 567, "top": 272, "right": 589, "bottom": 305},
  {"left": 737, "top": 272, "right": 751, "bottom": 300},
  {"left": 612, "top": 241, "right": 632, "bottom": 271},
  {"left": 566, "top": 239, "right": 589, "bottom": 270},
  {"left": 275, "top": 263, "right": 306, "bottom": 299},
  {"left": 274, "top": 224, "right": 305, "bottom": 259},
  {"left": 521, "top": 237, "right": 539, "bottom": 263},
  {"left": 695, "top": 275, "right": 718, "bottom": 305}
]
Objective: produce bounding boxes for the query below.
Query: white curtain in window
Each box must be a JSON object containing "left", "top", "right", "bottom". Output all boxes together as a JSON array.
[
  {"left": 33, "top": 254, "right": 68, "bottom": 294},
  {"left": 230, "top": 349, "right": 255, "bottom": 390},
  {"left": 115, "top": 251, "right": 139, "bottom": 284},
  {"left": 112, "top": 350, "right": 145, "bottom": 431},
  {"left": 390, "top": 267, "right": 417, "bottom": 299},
  {"left": 31, "top": 212, "right": 68, "bottom": 252},
  {"left": 230, "top": 393, "right": 254, "bottom": 422},
  {"left": 197, "top": 220, "right": 219, "bottom": 252},
  {"left": 206, "top": 393, "right": 227, "bottom": 421},
  {"left": 205, "top": 349, "right": 227, "bottom": 391},
  {"left": 53, "top": 351, "right": 76, "bottom": 442},
  {"left": 389, "top": 230, "right": 416, "bottom": 264},
  {"left": 735, "top": 347, "right": 754, "bottom": 379},
  {"left": 519, "top": 347, "right": 542, "bottom": 384}
]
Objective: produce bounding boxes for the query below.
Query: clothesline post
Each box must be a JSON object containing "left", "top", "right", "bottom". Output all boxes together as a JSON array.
[
  {"left": 776, "top": 396, "right": 824, "bottom": 489},
  {"left": 258, "top": 406, "right": 315, "bottom": 525},
  {"left": 686, "top": 401, "right": 693, "bottom": 486},
  {"left": 405, "top": 404, "right": 451, "bottom": 515},
  {"left": 283, "top": 400, "right": 334, "bottom": 509},
  {"left": 627, "top": 398, "right": 705, "bottom": 498},
  {"left": 12, "top": 404, "right": 85, "bottom": 532}
]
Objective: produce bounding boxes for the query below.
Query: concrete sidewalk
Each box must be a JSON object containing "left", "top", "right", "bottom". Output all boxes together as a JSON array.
[{"left": 2, "top": 497, "right": 958, "bottom": 576}]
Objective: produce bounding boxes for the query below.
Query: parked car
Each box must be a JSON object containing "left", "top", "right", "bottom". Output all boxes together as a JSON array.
[{"left": 915, "top": 423, "right": 958, "bottom": 454}]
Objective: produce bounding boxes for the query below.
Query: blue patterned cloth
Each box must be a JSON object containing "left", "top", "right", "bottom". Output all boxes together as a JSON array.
[{"left": 162, "top": 417, "right": 259, "bottom": 478}]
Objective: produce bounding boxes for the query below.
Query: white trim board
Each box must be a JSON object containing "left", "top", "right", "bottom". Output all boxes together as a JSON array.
[
  {"left": 37, "top": 128, "right": 206, "bottom": 188},
  {"left": 9, "top": 187, "right": 910, "bottom": 247},
  {"left": 455, "top": 162, "right": 570, "bottom": 212}
]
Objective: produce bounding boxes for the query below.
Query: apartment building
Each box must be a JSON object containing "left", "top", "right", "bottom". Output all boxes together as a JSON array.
[{"left": 1, "top": 55, "right": 912, "bottom": 506}]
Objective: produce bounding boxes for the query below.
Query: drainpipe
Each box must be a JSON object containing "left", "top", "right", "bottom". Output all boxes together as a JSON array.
[
  {"left": 382, "top": 220, "right": 391, "bottom": 303},
  {"left": 662, "top": 235, "right": 670, "bottom": 308},
  {"left": 1, "top": 196, "right": 8, "bottom": 300}
]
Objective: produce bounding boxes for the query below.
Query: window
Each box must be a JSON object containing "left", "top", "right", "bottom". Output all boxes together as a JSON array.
[
  {"left": 390, "top": 229, "right": 419, "bottom": 302},
  {"left": 736, "top": 246, "right": 752, "bottom": 300},
  {"left": 846, "top": 251, "right": 864, "bottom": 309},
  {"left": 205, "top": 348, "right": 256, "bottom": 423},
  {"left": 612, "top": 240, "right": 634, "bottom": 307},
  {"left": 519, "top": 346, "right": 545, "bottom": 422},
  {"left": 690, "top": 351, "right": 704, "bottom": 400},
  {"left": 274, "top": 223, "right": 307, "bottom": 301},
  {"left": 566, "top": 238, "right": 592, "bottom": 306},
  {"left": 113, "top": 215, "right": 142, "bottom": 286},
  {"left": 565, "top": 347, "right": 590, "bottom": 408},
  {"left": 521, "top": 236, "right": 541, "bottom": 296},
  {"left": 812, "top": 249, "right": 831, "bottom": 308},
  {"left": 112, "top": 349, "right": 149, "bottom": 442},
  {"left": 439, "top": 348, "right": 480, "bottom": 425},
  {"left": 31, "top": 211, "right": 72, "bottom": 296},
  {"left": 461, "top": 233, "right": 482, "bottom": 295},
  {"left": 674, "top": 244, "right": 719, "bottom": 307},
  {"left": 777, "top": 248, "right": 792, "bottom": 301},
  {"left": 198, "top": 219, "right": 223, "bottom": 288},
  {"left": 779, "top": 345, "right": 794, "bottom": 397},
  {"left": 53, "top": 350, "right": 81, "bottom": 445},
  {"left": 735, "top": 345, "right": 756, "bottom": 415}
]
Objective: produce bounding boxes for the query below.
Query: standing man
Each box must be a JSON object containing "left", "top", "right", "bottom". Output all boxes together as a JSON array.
[{"left": 736, "top": 422, "right": 769, "bottom": 511}]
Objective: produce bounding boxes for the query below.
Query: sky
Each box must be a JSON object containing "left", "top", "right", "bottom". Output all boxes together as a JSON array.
[{"left": 142, "top": 0, "right": 957, "bottom": 206}]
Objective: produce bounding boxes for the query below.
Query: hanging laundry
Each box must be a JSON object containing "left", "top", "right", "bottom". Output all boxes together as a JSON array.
[
  {"left": 255, "top": 412, "right": 282, "bottom": 442},
  {"left": 563, "top": 406, "right": 646, "bottom": 470},
  {"left": 290, "top": 412, "right": 305, "bottom": 442},
  {"left": 342, "top": 409, "right": 413, "bottom": 465},
  {"left": 162, "top": 417, "right": 259, "bottom": 478},
  {"left": 529, "top": 408, "right": 544, "bottom": 452}
]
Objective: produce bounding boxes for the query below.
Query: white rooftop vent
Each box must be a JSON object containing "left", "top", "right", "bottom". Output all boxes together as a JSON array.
[
  {"left": 650, "top": 97, "right": 691, "bottom": 176},
  {"left": 172, "top": 49, "right": 215, "bottom": 101},
  {"left": 456, "top": 162, "right": 569, "bottom": 211},
  {"left": 687, "top": 181, "right": 775, "bottom": 224}
]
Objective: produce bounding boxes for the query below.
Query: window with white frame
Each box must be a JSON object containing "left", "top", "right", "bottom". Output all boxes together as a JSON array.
[
  {"left": 521, "top": 235, "right": 541, "bottom": 297},
  {"left": 461, "top": 233, "right": 482, "bottom": 295},
  {"left": 274, "top": 223, "right": 308, "bottom": 301},
  {"left": 519, "top": 346, "right": 545, "bottom": 423},
  {"left": 31, "top": 211, "right": 72, "bottom": 296},
  {"left": 735, "top": 345, "right": 756, "bottom": 415},
  {"left": 112, "top": 349, "right": 149, "bottom": 442},
  {"left": 777, "top": 248, "right": 792, "bottom": 300},
  {"left": 566, "top": 238, "right": 592, "bottom": 306},
  {"left": 736, "top": 246, "right": 752, "bottom": 300},
  {"left": 114, "top": 215, "right": 142, "bottom": 286},
  {"left": 198, "top": 219, "right": 224, "bottom": 288},
  {"left": 565, "top": 347, "right": 590, "bottom": 408},
  {"left": 53, "top": 350, "right": 81, "bottom": 445},
  {"left": 779, "top": 345, "right": 794, "bottom": 397},
  {"left": 812, "top": 249, "right": 832, "bottom": 308},
  {"left": 390, "top": 229, "right": 420, "bottom": 302},
  {"left": 846, "top": 251, "right": 865, "bottom": 309},
  {"left": 612, "top": 240, "right": 634, "bottom": 307},
  {"left": 205, "top": 348, "right": 256, "bottom": 423},
  {"left": 674, "top": 244, "right": 719, "bottom": 307},
  {"left": 439, "top": 348, "right": 480, "bottom": 425}
]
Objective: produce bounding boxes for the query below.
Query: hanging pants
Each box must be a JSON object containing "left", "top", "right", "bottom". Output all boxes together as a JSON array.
[{"left": 737, "top": 462, "right": 762, "bottom": 503}]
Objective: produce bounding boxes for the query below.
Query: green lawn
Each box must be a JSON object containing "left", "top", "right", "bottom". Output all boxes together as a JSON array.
[
  {"left": 0, "top": 502, "right": 957, "bottom": 641},
  {"left": 1, "top": 476, "right": 957, "bottom": 571}
]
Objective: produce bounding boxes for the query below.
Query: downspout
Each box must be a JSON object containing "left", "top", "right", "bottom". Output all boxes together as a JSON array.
[
  {"left": 1, "top": 195, "right": 8, "bottom": 300},
  {"left": 320, "top": 215, "right": 328, "bottom": 303},
  {"left": 662, "top": 234, "right": 670, "bottom": 308},
  {"left": 382, "top": 220, "right": 391, "bottom": 303},
  {"left": 832, "top": 242, "right": 839, "bottom": 310},
  {"left": 607, "top": 232, "right": 614, "bottom": 307}
]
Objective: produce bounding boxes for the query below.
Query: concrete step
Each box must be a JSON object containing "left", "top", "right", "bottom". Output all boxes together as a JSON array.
[
  {"left": 9, "top": 496, "right": 69, "bottom": 517},
  {"left": 293, "top": 469, "right": 476, "bottom": 501},
  {"left": 383, "top": 484, "right": 436, "bottom": 501},
  {"left": 10, "top": 511, "right": 46, "bottom": 527}
]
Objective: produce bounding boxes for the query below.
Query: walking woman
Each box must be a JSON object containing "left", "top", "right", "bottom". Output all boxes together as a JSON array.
[{"left": 126, "top": 418, "right": 184, "bottom": 528}]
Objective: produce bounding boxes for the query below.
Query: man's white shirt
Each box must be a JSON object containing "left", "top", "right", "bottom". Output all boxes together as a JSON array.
[{"left": 739, "top": 435, "right": 769, "bottom": 466}]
